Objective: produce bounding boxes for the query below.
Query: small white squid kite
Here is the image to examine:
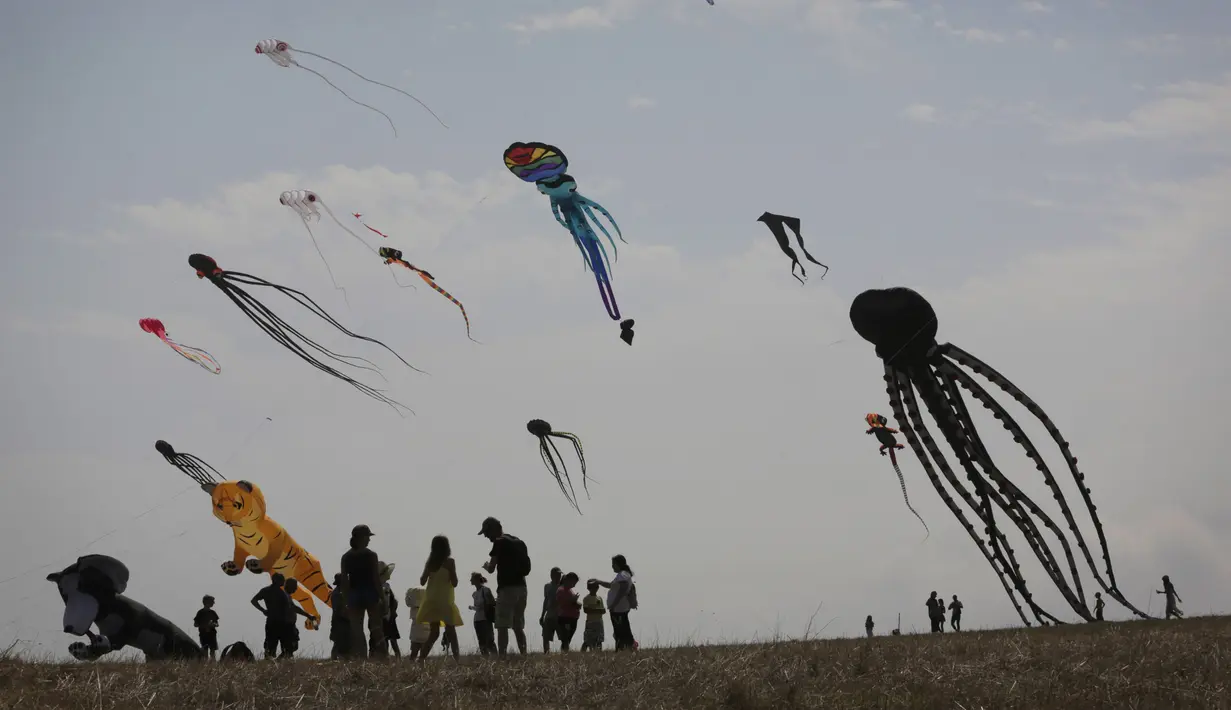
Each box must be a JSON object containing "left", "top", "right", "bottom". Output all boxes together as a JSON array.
[
  {"left": 255, "top": 39, "right": 447, "bottom": 136},
  {"left": 279, "top": 190, "right": 380, "bottom": 305}
]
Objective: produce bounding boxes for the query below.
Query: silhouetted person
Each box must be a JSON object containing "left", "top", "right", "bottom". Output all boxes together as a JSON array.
[
  {"left": 251, "top": 573, "right": 291, "bottom": 659},
  {"left": 194, "top": 595, "right": 220, "bottom": 660},
  {"left": 865, "top": 615, "right": 874, "bottom": 638},
  {"left": 948, "top": 595, "right": 963, "bottom": 631},
  {"left": 1157, "top": 575, "right": 1184, "bottom": 619},
  {"left": 480, "top": 516, "right": 530, "bottom": 655},
  {"left": 469, "top": 572, "right": 498, "bottom": 655},
  {"left": 1093, "top": 592, "right": 1105, "bottom": 622},
  {"left": 278, "top": 578, "right": 315, "bottom": 658},
  {"left": 541, "top": 567, "right": 562, "bottom": 653},
  {"left": 340, "top": 524, "right": 386, "bottom": 658},
  {"left": 926, "top": 591, "right": 943, "bottom": 633},
  {"left": 329, "top": 573, "right": 352, "bottom": 658}
]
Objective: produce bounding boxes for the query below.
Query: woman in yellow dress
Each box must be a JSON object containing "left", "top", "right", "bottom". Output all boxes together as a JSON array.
[{"left": 415, "top": 535, "right": 464, "bottom": 660}]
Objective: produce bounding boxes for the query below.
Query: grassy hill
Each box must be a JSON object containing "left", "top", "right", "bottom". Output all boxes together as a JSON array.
[{"left": 2, "top": 616, "right": 1228, "bottom": 709}]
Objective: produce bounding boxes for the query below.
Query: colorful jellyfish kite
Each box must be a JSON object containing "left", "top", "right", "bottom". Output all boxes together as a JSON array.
[
  {"left": 156, "top": 440, "right": 333, "bottom": 629},
  {"left": 526, "top": 419, "right": 591, "bottom": 514},
  {"left": 280, "top": 189, "right": 382, "bottom": 304},
  {"left": 504, "top": 142, "right": 635, "bottom": 344},
  {"left": 378, "top": 246, "right": 476, "bottom": 342},
  {"left": 757, "top": 212, "right": 828, "bottom": 284},
  {"left": 138, "top": 318, "right": 221, "bottom": 374},
  {"left": 254, "top": 39, "right": 447, "bottom": 135},
  {"left": 850, "top": 286, "right": 1151, "bottom": 625},
  {"left": 865, "top": 412, "right": 928, "bottom": 537},
  {"left": 189, "top": 253, "right": 419, "bottom": 413}
]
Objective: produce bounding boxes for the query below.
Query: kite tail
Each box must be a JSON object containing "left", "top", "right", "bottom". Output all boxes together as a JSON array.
[
  {"left": 353, "top": 214, "right": 390, "bottom": 239},
  {"left": 291, "top": 48, "right": 449, "bottom": 129},
  {"left": 889, "top": 453, "right": 930, "bottom": 540},
  {"left": 299, "top": 221, "right": 351, "bottom": 309},
  {"left": 416, "top": 272, "right": 478, "bottom": 343},
  {"left": 167, "top": 339, "right": 223, "bottom": 374},
  {"left": 795, "top": 238, "right": 829, "bottom": 279},
  {"left": 288, "top": 59, "right": 400, "bottom": 137}
]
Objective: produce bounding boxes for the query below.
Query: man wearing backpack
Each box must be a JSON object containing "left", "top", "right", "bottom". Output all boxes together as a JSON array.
[{"left": 479, "top": 516, "right": 530, "bottom": 655}]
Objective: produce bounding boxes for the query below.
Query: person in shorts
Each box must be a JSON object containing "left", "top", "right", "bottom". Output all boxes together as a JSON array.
[
  {"left": 580, "top": 580, "right": 605, "bottom": 651},
  {"left": 479, "top": 516, "right": 529, "bottom": 655},
  {"left": 193, "top": 595, "right": 220, "bottom": 660},
  {"left": 541, "top": 567, "right": 562, "bottom": 653}
]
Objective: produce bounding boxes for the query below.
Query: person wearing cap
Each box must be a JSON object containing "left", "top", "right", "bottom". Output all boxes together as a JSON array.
[
  {"left": 478, "top": 516, "right": 530, "bottom": 655},
  {"left": 193, "top": 594, "right": 220, "bottom": 660},
  {"left": 340, "top": 524, "right": 386, "bottom": 658}
]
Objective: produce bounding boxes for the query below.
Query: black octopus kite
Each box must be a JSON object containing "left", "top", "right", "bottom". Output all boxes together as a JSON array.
[
  {"left": 527, "top": 419, "right": 591, "bottom": 514},
  {"left": 850, "top": 286, "right": 1150, "bottom": 625},
  {"left": 756, "top": 212, "right": 829, "bottom": 284},
  {"left": 189, "top": 253, "right": 419, "bottom": 413}
]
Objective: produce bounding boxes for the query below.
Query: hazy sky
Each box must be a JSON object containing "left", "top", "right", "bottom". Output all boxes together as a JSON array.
[{"left": 2, "top": 0, "right": 1229, "bottom": 659}]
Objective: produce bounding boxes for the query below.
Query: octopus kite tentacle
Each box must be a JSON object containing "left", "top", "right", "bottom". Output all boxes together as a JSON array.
[
  {"left": 155, "top": 440, "right": 222, "bottom": 487},
  {"left": 189, "top": 254, "right": 418, "bottom": 414},
  {"left": 852, "top": 286, "right": 1150, "bottom": 624},
  {"left": 526, "top": 419, "right": 591, "bottom": 514}
]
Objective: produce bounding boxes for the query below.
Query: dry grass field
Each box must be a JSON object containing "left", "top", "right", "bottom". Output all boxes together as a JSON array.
[{"left": 2, "top": 616, "right": 1228, "bottom": 709}]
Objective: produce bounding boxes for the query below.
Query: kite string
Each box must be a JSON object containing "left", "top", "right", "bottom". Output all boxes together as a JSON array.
[
  {"left": 289, "top": 59, "right": 399, "bottom": 137},
  {"left": 291, "top": 47, "right": 449, "bottom": 129}
]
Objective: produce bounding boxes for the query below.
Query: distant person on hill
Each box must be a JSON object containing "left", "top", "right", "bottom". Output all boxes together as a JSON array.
[
  {"left": 1157, "top": 576, "right": 1184, "bottom": 619},
  {"left": 541, "top": 567, "right": 563, "bottom": 653},
  {"left": 936, "top": 593, "right": 947, "bottom": 629},
  {"left": 926, "top": 591, "right": 943, "bottom": 633},
  {"left": 580, "top": 579, "right": 606, "bottom": 651},
  {"left": 594, "top": 554, "right": 637, "bottom": 650},
  {"left": 948, "top": 596, "right": 963, "bottom": 631},
  {"left": 415, "top": 535, "right": 464, "bottom": 661},
  {"left": 865, "top": 615, "right": 874, "bottom": 638},
  {"left": 479, "top": 516, "right": 531, "bottom": 655},
  {"left": 468, "top": 572, "right": 498, "bottom": 655},
  {"left": 1092, "top": 592, "right": 1105, "bottom": 622},
  {"left": 330, "top": 573, "right": 352, "bottom": 658},
  {"left": 555, "top": 572, "right": 582, "bottom": 652},
  {"left": 340, "top": 524, "right": 386, "bottom": 658},
  {"left": 194, "top": 595, "right": 220, "bottom": 660}
]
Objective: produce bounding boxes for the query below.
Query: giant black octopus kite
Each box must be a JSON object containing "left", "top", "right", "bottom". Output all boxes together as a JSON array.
[
  {"left": 850, "top": 286, "right": 1150, "bottom": 625},
  {"left": 189, "top": 253, "right": 419, "bottom": 413}
]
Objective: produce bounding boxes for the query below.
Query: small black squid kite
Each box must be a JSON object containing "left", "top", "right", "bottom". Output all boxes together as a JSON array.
[
  {"left": 865, "top": 413, "right": 929, "bottom": 538},
  {"left": 849, "top": 286, "right": 1150, "bottom": 625},
  {"left": 189, "top": 253, "right": 419, "bottom": 413},
  {"left": 756, "top": 212, "right": 829, "bottom": 284},
  {"left": 526, "top": 419, "right": 590, "bottom": 514}
]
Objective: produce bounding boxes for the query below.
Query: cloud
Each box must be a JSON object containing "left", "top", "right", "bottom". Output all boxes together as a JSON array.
[
  {"left": 1018, "top": 0, "right": 1053, "bottom": 12},
  {"left": 933, "top": 18, "right": 1007, "bottom": 44},
  {"left": 1050, "top": 73, "right": 1231, "bottom": 149},
  {"left": 902, "top": 103, "right": 939, "bottom": 123},
  {"left": 628, "top": 96, "right": 657, "bottom": 110},
  {"left": 506, "top": 0, "right": 645, "bottom": 33}
]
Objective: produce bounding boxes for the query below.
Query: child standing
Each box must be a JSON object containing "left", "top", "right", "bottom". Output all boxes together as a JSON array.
[
  {"left": 415, "top": 535, "right": 464, "bottom": 661},
  {"left": 194, "top": 595, "right": 220, "bottom": 660},
  {"left": 580, "top": 579, "right": 606, "bottom": 651},
  {"left": 330, "top": 573, "right": 352, "bottom": 658},
  {"left": 555, "top": 572, "right": 582, "bottom": 652},
  {"left": 469, "top": 572, "right": 498, "bottom": 655}
]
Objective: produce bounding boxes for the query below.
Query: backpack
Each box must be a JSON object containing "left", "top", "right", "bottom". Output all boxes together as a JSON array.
[
  {"left": 504, "top": 535, "right": 532, "bottom": 577},
  {"left": 628, "top": 581, "right": 638, "bottom": 610},
  {"left": 220, "top": 641, "right": 255, "bottom": 662}
]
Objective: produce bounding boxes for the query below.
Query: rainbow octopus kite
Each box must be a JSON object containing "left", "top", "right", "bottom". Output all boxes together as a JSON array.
[
  {"left": 139, "top": 318, "right": 221, "bottom": 374},
  {"left": 503, "top": 142, "right": 635, "bottom": 344}
]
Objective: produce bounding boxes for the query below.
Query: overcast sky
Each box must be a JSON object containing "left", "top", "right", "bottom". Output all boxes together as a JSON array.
[{"left": 1, "top": 0, "right": 1229, "bottom": 659}]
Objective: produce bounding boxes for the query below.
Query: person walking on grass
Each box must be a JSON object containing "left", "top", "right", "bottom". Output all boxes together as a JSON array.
[
  {"left": 469, "top": 572, "right": 498, "bottom": 655},
  {"left": 1093, "top": 592, "right": 1105, "bottom": 622},
  {"left": 415, "top": 535, "right": 464, "bottom": 661},
  {"left": 194, "top": 595, "right": 220, "bottom": 660},
  {"left": 594, "top": 554, "right": 637, "bottom": 651},
  {"left": 948, "top": 595, "right": 963, "bottom": 632},
  {"left": 340, "top": 524, "right": 386, "bottom": 658},
  {"left": 580, "top": 579, "right": 606, "bottom": 651},
  {"left": 1157, "top": 575, "right": 1184, "bottom": 620},
  {"left": 555, "top": 572, "right": 582, "bottom": 652},
  {"left": 479, "top": 516, "right": 531, "bottom": 655},
  {"left": 541, "top": 567, "right": 562, "bottom": 653},
  {"left": 865, "top": 615, "right": 874, "bottom": 638}
]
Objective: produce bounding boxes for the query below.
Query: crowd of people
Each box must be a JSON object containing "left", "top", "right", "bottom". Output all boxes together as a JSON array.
[{"left": 191, "top": 516, "right": 639, "bottom": 661}]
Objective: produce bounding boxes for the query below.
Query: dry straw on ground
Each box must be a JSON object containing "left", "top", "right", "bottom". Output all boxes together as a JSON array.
[{"left": 2, "top": 616, "right": 1228, "bottom": 709}]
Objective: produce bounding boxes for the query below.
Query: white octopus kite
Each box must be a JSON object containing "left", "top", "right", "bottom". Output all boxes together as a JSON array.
[
  {"left": 255, "top": 39, "right": 447, "bottom": 135},
  {"left": 279, "top": 190, "right": 380, "bottom": 305}
]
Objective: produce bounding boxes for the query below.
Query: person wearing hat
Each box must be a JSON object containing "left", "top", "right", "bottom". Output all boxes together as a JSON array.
[
  {"left": 478, "top": 516, "right": 530, "bottom": 655},
  {"left": 193, "top": 594, "right": 220, "bottom": 660},
  {"left": 340, "top": 524, "right": 386, "bottom": 658}
]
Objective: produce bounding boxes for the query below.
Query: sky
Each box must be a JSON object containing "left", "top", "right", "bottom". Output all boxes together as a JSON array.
[{"left": 1, "top": 0, "right": 1229, "bottom": 660}]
